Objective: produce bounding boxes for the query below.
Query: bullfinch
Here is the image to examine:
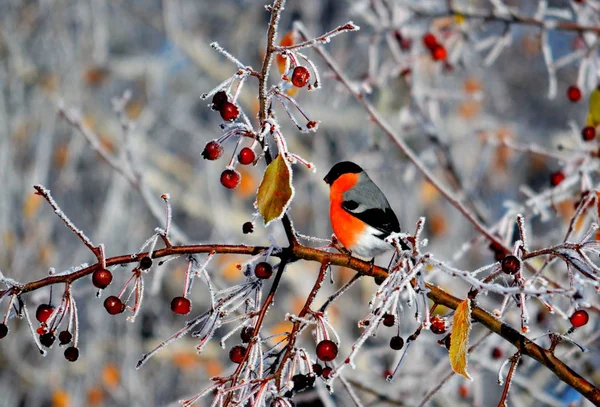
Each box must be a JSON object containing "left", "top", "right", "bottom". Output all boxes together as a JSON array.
[{"left": 323, "top": 161, "right": 408, "bottom": 258}]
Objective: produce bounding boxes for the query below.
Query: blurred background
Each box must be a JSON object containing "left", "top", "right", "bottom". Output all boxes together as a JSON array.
[{"left": 0, "top": 0, "right": 598, "bottom": 406}]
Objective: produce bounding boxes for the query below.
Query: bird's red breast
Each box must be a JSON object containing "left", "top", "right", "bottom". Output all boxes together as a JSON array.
[{"left": 329, "top": 172, "right": 365, "bottom": 250}]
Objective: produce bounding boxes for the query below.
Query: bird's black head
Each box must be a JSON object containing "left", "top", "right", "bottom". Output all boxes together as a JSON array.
[{"left": 323, "top": 161, "right": 364, "bottom": 185}]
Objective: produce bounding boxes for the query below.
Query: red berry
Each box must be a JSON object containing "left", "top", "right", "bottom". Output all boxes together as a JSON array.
[
  {"left": 240, "top": 327, "right": 254, "bottom": 343},
  {"left": 36, "top": 326, "right": 47, "bottom": 335},
  {"left": 422, "top": 33, "right": 438, "bottom": 49},
  {"left": 36, "top": 304, "right": 54, "bottom": 323},
  {"left": 582, "top": 126, "right": 596, "bottom": 142},
  {"left": 59, "top": 330, "right": 72, "bottom": 345},
  {"left": 291, "top": 66, "right": 311, "bottom": 88},
  {"left": 458, "top": 384, "right": 469, "bottom": 399},
  {"left": 170, "top": 297, "right": 191, "bottom": 315},
  {"left": 254, "top": 262, "right": 273, "bottom": 279},
  {"left": 430, "top": 316, "right": 447, "bottom": 334},
  {"left": 139, "top": 256, "right": 153, "bottom": 270},
  {"left": 104, "top": 296, "right": 125, "bottom": 315},
  {"left": 312, "top": 363, "right": 323, "bottom": 376},
  {"left": 202, "top": 141, "right": 224, "bottom": 160},
  {"left": 382, "top": 313, "right": 395, "bottom": 327},
  {"left": 211, "top": 91, "right": 228, "bottom": 111},
  {"left": 491, "top": 347, "right": 503, "bottom": 360},
  {"left": 238, "top": 147, "right": 255, "bottom": 165},
  {"left": 550, "top": 171, "right": 566, "bottom": 187},
  {"left": 567, "top": 85, "right": 582, "bottom": 102},
  {"left": 431, "top": 45, "right": 447, "bottom": 61},
  {"left": 501, "top": 255, "right": 521, "bottom": 275},
  {"left": 316, "top": 339, "right": 338, "bottom": 362},
  {"left": 570, "top": 309, "right": 589, "bottom": 328},
  {"left": 242, "top": 222, "right": 254, "bottom": 234},
  {"left": 64, "top": 346, "right": 79, "bottom": 362},
  {"left": 0, "top": 323, "right": 8, "bottom": 339},
  {"left": 219, "top": 102, "right": 239, "bottom": 121},
  {"left": 321, "top": 367, "right": 332, "bottom": 379},
  {"left": 220, "top": 169, "right": 241, "bottom": 189},
  {"left": 390, "top": 335, "right": 404, "bottom": 350},
  {"left": 40, "top": 332, "right": 56, "bottom": 348},
  {"left": 92, "top": 269, "right": 113, "bottom": 289},
  {"left": 229, "top": 345, "right": 247, "bottom": 364}
]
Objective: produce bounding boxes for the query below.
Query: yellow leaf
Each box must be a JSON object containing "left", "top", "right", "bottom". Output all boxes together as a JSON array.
[
  {"left": 449, "top": 298, "right": 472, "bottom": 380},
  {"left": 587, "top": 87, "right": 600, "bottom": 127},
  {"left": 255, "top": 154, "right": 294, "bottom": 226}
]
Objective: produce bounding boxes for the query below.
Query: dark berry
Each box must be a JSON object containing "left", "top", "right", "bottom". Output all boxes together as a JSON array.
[
  {"left": 242, "top": 222, "right": 254, "bottom": 234},
  {"left": 312, "top": 363, "right": 323, "bottom": 376},
  {"left": 382, "top": 313, "right": 395, "bottom": 327},
  {"left": 582, "top": 126, "right": 596, "bottom": 142},
  {"left": 64, "top": 346, "right": 79, "bottom": 362},
  {"left": 254, "top": 262, "right": 273, "bottom": 279},
  {"left": 240, "top": 326, "right": 254, "bottom": 343},
  {"left": 59, "top": 330, "right": 72, "bottom": 345},
  {"left": 422, "top": 33, "right": 438, "bottom": 49},
  {"left": 321, "top": 367, "right": 332, "bottom": 379},
  {"left": 374, "top": 275, "right": 386, "bottom": 286},
  {"left": 567, "top": 85, "right": 582, "bottom": 102},
  {"left": 36, "top": 304, "right": 54, "bottom": 323},
  {"left": 170, "top": 297, "right": 191, "bottom": 315},
  {"left": 316, "top": 339, "right": 338, "bottom": 362},
  {"left": 501, "top": 255, "right": 521, "bottom": 275},
  {"left": 104, "top": 296, "right": 125, "bottom": 315},
  {"left": 570, "top": 309, "right": 589, "bottom": 328},
  {"left": 139, "top": 256, "right": 153, "bottom": 270},
  {"left": 431, "top": 45, "right": 447, "bottom": 61},
  {"left": 491, "top": 347, "right": 503, "bottom": 360},
  {"left": 292, "top": 374, "right": 308, "bottom": 392},
  {"left": 430, "top": 316, "right": 447, "bottom": 334},
  {"left": 0, "top": 323, "right": 8, "bottom": 339},
  {"left": 550, "top": 171, "right": 566, "bottom": 187},
  {"left": 229, "top": 345, "right": 247, "bottom": 364},
  {"left": 291, "top": 66, "right": 310, "bottom": 88},
  {"left": 92, "top": 268, "right": 113, "bottom": 289},
  {"left": 40, "top": 332, "right": 55, "bottom": 348},
  {"left": 211, "top": 91, "right": 228, "bottom": 110},
  {"left": 238, "top": 147, "right": 255, "bottom": 165},
  {"left": 219, "top": 102, "right": 239, "bottom": 121},
  {"left": 390, "top": 335, "right": 404, "bottom": 350},
  {"left": 202, "top": 141, "right": 224, "bottom": 160},
  {"left": 220, "top": 169, "right": 241, "bottom": 189},
  {"left": 443, "top": 334, "right": 451, "bottom": 350}
]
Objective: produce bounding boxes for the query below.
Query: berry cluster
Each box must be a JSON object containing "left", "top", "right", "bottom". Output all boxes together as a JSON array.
[{"left": 422, "top": 33, "right": 447, "bottom": 61}]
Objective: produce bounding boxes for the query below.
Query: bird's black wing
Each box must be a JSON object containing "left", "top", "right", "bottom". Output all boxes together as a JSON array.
[{"left": 341, "top": 200, "right": 400, "bottom": 236}]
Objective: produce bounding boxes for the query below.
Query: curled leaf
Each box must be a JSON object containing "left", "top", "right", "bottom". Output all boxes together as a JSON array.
[
  {"left": 255, "top": 154, "right": 294, "bottom": 226},
  {"left": 449, "top": 298, "right": 472, "bottom": 380}
]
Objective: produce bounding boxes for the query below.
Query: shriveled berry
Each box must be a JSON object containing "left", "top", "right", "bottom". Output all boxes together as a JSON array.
[
  {"left": 104, "top": 296, "right": 125, "bottom": 315},
  {"left": 220, "top": 169, "right": 241, "bottom": 189},
  {"left": 291, "top": 66, "right": 310, "bottom": 88},
  {"left": 316, "top": 339, "right": 338, "bottom": 362},
  {"left": 422, "top": 33, "right": 438, "bottom": 49},
  {"left": 431, "top": 45, "right": 447, "bottom": 61},
  {"left": 238, "top": 147, "right": 255, "bottom": 165},
  {"left": 211, "top": 91, "right": 228, "bottom": 111},
  {"left": 491, "top": 347, "right": 503, "bottom": 360},
  {"left": 501, "top": 255, "right": 521, "bottom": 275},
  {"left": 254, "top": 262, "right": 273, "bottom": 279},
  {"left": 374, "top": 275, "right": 386, "bottom": 286},
  {"left": 139, "top": 256, "right": 153, "bottom": 270},
  {"left": 64, "top": 346, "right": 79, "bottom": 362},
  {"left": 567, "top": 85, "right": 582, "bottom": 102},
  {"left": 240, "top": 326, "right": 254, "bottom": 343},
  {"left": 312, "top": 363, "right": 323, "bottom": 376},
  {"left": 390, "top": 335, "right": 404, "bottom": 350},
  {"left": 570, "top": 309, "right": 589, "bottom": 328},
  {"left": 229, "top": 345, "right": 247, "bottom": 364},
  {"left": 430, "top": 316, "right": 447, "bottom": 334},
  {"left": 242, "top": 222, "right": 254, "bottom": 234},
  {"left": 443, "top": 334, "right": 451, "bottom": 350},
  {"left": 36, "top": 304, "right": 54, "bottom": 323},
  {"left": 0, "top": 323, "right": 8, "bottom": 339},
  {"left": 40, "top": 332, "right": 55, "bottom": 348},
  {"left": 550, "top": 171, "right": 566, "bottom": 187},
  {"left": 321, "top": 367, "right": 332, "bottom": 379},
  {"left": 92, "top": 268, "right": 113, "bottom": 289},
  {"left": 582, "top": 126, "right": 596, "bottom": 142},
  {"left": 170, "top": 297, "right": 191, "bottom": 315},
  {"left": 59, "top": 330, "right": 72, "bottom": 345},
  {"left": 202, "top": 141, "right": 224, "bottom": 160},
  {"left": 292, "top": 374, "right": 308, "bottom": 392},
  {"left": 219, "top": 102, "right": 239, "bottom": 121},
  {"left": 382, "top": 313, "right": 395, "bottom": 327}
]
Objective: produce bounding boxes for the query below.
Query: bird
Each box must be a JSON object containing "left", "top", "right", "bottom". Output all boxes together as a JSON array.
[{"left": 323, "top": 161, "right": 408, "bottom": 259}]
